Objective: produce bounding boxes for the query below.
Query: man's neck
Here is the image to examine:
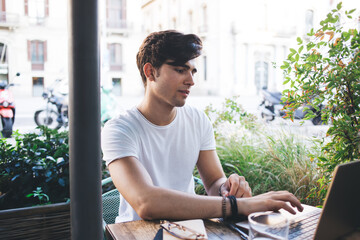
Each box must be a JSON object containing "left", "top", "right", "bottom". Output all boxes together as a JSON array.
[{"left": 137, "top": 98, "right": 177, "bottom": 126}]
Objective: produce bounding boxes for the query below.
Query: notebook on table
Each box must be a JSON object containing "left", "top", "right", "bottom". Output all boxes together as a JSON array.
[{"left": 236, "top": 160, "right": 360, "bottom": 240}]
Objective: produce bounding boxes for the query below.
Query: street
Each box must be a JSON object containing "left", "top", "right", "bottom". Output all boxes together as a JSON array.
[{"left": 6, "top": 95, "right": 329, "bottom": 140}]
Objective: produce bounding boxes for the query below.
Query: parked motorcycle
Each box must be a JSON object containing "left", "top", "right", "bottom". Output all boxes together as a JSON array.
[
  {"left": 34, "top": 79, "right": 68, "bottom": 130},
  {"left": 258, "top": 89, "right": 324, "bottom": 125},
  {"left": 34, "top": 79, "right": 119, "bottom": 129},
  {"left": 0, "top": 73, "right": 20, "bottom": 138}
]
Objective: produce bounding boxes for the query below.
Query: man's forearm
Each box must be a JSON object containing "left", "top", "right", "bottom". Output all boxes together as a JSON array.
[{"left": 135, "top": 186, "right": 230, "bottom": 220}]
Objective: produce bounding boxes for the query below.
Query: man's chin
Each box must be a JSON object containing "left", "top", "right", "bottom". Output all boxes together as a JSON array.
[{"left": 174, "top": 100, "right": 186, "bottom": 107}]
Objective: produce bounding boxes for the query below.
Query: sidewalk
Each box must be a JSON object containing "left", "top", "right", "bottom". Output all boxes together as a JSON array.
[{"left": 8, "top": 94, "right": 328, "bottom": 140}]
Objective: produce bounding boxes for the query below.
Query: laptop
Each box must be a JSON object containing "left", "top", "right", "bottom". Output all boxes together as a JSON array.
[{"left": 235, "top": 160, "right": 360, "bottom": 240}]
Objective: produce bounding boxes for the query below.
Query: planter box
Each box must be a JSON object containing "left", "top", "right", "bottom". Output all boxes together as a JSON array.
[{"left": 0, "top": 202, "right": 70, "bottom": 240}]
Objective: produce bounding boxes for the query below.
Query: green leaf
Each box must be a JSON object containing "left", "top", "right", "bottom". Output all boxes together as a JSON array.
[
  {"left": 283, "top": 79, "right": 290, "bottom": 85},
  {"left": 336, "top": 2, "right": 342, "bottom": 10},
  {"left": 297, "top": 37, "right": 303, "bottom": 45},
  {"left": 295, "top": 54, "right": 300, "bottom": 61},
  {"left": 298, "top": 45, "right": 304, "bottom": 53},
  {"left": 290, "top": 48, "right": 297, "bottom": 54},
  {"left": 342, "top": 32, "right": 350, "bottom": 41}
]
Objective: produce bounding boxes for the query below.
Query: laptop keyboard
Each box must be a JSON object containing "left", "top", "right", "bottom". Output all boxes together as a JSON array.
[{"left": 288, "top": 208, "right": 322, "bottom": 240}]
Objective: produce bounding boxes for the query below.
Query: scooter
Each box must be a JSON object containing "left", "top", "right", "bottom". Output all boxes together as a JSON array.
[
  {"left": 0, "top": 73, "right": 20, "bottom": 138},
  {"left": 34, "top": 88, "right": 68, "bottom": 130},
  {"left": 258, "top": 89, "right": 324, "bottom": 125},
  {"left": 34, "top": 79, "right": 68, "bottom": 130},
  {"left": 34, "top": 79, "right": 119, "bottom": 129}
]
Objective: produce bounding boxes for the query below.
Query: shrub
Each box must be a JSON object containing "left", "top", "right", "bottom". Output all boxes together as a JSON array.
[
  {"left": 200, "top": 96, "right": 324, "bottom": 206},
  {"left": 280, "top": 3, "right": 360, "bottom": 200},
  {"left": 0, "top": 127, "right": 69, "bottom": 209}
]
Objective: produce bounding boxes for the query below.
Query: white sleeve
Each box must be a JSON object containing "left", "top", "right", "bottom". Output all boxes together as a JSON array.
[
  {"left": 101, "top": 119, "right": 139, "bottom": 166},
  {"left": 199, "top": 111, "right": 216, "bottom": 151}
]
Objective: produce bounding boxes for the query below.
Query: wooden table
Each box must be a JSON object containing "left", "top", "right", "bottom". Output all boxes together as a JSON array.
[{"left": 105, "top": 219, "right": 245, "bottom": 240}]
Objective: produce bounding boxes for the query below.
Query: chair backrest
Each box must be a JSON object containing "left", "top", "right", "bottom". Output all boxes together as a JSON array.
[
  {"left": 101, "top": 176, "right": 203, "bottom": 229},
  {"left": 102, "top": 188, "right": 120, "bottom": 227}
]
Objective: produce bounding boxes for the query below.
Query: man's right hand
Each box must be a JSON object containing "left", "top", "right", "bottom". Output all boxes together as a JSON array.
[{"left": 237, "top": 191, "right": 304, "bottom": 215}]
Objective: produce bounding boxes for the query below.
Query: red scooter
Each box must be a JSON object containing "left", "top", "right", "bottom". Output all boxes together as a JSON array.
[{"left": 0, "top": 74, "right": 19, "bottom": 138}]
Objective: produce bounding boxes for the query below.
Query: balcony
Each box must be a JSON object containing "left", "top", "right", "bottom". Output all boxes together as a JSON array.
[
  {"left": 274, "top": 26, "right": 297, "bottom": 38},
  {"left": 28, "top": 16, "right": 47, "bottom": 26},
  {"left": 109, "top": 64, "right": 123, "bottom": 72},
  {"left": 197, "top": 25, "right": 208, "bottom": 39},
  {"left": 0, "top": 12, "right": 20, "bottom": 29},
  {"left": 106, "top": 19, "right": 131, "bottom": 35}
]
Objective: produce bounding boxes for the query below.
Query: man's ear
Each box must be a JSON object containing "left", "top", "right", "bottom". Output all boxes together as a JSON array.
[{"left": 143, "top": 63, "right": 155, "bottom": 81}]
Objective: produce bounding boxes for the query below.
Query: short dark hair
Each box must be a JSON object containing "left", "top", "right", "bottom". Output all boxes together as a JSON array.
[{"left": 136, "top": 30, "right": 202, "bottom": 87}]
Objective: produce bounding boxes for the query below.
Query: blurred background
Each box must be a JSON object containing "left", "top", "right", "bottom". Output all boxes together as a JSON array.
[{"left": 0, "top": 0, "right": 358, "bottom": 134}]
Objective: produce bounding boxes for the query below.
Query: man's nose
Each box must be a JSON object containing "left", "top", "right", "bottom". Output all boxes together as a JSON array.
[{"left": 185, "top": 72, "right": 195, "bottom": 86}]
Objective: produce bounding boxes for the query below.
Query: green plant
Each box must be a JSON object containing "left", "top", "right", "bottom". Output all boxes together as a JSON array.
[
  {"left": 204, "top": 95, "right": 259, "bottom": 140},
  {"left": 198, "top": 97, "right": 324, "bottom": 205},
  {"left": 280, "top": 3, "right": 360, "bottom": 200},
  {"left": 0, "top": 127, "right": 69, "bottom": 210},
  {"left": 26, "top": 187, "right": 50, "bottom": 205},
  {"left": 216, "top": 130, "right": 324, "bottom": 206}
]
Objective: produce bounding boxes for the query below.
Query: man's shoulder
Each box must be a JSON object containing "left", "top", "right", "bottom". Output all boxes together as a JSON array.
[{"left": 104, "top": 107, "right": 140, "bottom": 128}]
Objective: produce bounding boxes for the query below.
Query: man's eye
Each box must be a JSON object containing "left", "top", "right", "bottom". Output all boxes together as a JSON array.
[{"left": 175, "top": 69, "right": 185, "bottom": 73}]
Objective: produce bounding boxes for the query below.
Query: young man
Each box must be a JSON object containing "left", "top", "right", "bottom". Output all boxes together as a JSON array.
[{"left": 101, "top": 30, "right": 303, "bottom": 223}]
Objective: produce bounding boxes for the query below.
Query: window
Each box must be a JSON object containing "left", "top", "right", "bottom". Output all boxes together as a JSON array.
[
  {"left": 0, "top": 43, "right": 7, "bottom": 65},
  {"left": 172, "top": 17, "right": 177, "bottom": 29},
  {"left": 28, "top": 40, "right": 47, "bottom": 70},
  {"left": 108, "top": 43, "right": 122, "bottom": 71},
  {"left": 112, "top": 78, "right": 122, "bottom": 96},
  {"left": 32, "top": 76, "right": 44, "bottom": 97},
  {"left": 25, "top": 0, "right": 49, "bottom": 25},
  {"left": 203, "top": 56, "right": 207, "bottom": 81},
  {"left": 188, "top": 10, "right": 193, "bottom": 32},
  {"left": 107, "top": 0, "right": 126, "bottom": 28},
  {"left": 305, "top": 10, "right": 314, "bottom": 35},
  {"left": 255, "top": 61, "right": 268, "bottom": 94},
  {"left": 0, "top": 42, "right": 7, "bottom": 82},
  {"left": 199, "top": 5, "right": 207, "bottom": 32},
  {"left": 0, "top": 0, "right": 6, "bottom": 22}
]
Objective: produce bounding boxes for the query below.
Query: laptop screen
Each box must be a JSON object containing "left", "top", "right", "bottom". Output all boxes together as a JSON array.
[{"left": 314, "top": 160, "right": 360, "bottom": 239}]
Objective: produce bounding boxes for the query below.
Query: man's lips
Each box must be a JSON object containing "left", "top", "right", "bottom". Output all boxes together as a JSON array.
[{"left": 178, "top": 90, "right": 190, "bottom": 95}]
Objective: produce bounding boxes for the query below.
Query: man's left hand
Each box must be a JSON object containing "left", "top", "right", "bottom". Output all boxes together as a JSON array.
[{"left": 220, "top": 174, "right": 252, "bottom": 198}]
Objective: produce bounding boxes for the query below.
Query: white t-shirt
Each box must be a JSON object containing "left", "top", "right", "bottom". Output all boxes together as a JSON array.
[{"left": 101, "top": 105, "right": 216, "bottom": 222}]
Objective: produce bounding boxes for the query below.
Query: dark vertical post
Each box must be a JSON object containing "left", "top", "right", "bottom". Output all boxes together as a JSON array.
[{"left": 68, "top": 0, "right": 102, "bottom": 239}]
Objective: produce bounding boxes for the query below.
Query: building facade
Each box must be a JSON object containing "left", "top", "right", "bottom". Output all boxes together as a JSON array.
[
  {"left": 1, "top": 0, "right": 356, "bottom": 98},
  {"left": 0, "top": 0, "right": 68, "bottom": 97},
  {"left": 0, "top": 0, "right": 143, "bottom": 97},
  {"left": 140, "top": 0, "right": 334, "bottom": 96}
]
